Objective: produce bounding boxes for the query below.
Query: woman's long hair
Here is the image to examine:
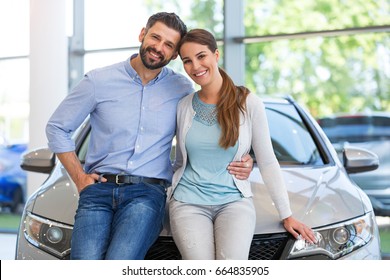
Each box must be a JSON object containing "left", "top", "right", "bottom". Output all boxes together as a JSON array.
[{"left": 178, "top": 29, "right": 250, "bottom": 149}]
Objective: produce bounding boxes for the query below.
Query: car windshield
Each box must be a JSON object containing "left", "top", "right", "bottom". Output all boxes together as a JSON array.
[
  {"left": 318, "top": 115, "right": 390, "bottom": 143},
  {"left": 264, "top": 103, "right": 324, "bottom": 166},
  {"left": 78, "top": 102, "right": 325, "bottom": 167}
]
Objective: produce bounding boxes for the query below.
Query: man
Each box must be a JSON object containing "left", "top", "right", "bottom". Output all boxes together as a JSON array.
[{"left": 46, "top": 12, "right": 252, "bottom": 260}]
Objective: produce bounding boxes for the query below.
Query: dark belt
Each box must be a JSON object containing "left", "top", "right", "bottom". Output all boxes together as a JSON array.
[{"left": 102, "top": 174, "right": 168, "bottom": 187}]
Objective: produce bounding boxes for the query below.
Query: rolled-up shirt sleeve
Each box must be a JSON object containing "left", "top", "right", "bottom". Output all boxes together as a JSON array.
[{"left": 46, "top": 73, "right": 96, "bottom": 153}]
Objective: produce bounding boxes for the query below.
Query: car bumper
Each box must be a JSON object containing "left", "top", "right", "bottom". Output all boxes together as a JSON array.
[{"left": 16, "top": 231, "right": 381, "bottom": 260}]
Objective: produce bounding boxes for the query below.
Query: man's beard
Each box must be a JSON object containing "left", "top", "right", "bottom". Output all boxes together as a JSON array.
[{"left": 139, "top": 44, "right": 170, "bottom": 70}]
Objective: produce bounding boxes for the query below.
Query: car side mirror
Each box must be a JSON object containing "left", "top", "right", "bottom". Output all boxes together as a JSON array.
[
  {"left": 343, "top": 146, "right": 379, "bottom": 174},
  {"left": 20, "top": 147, "right": 55, "bottom": 174}
]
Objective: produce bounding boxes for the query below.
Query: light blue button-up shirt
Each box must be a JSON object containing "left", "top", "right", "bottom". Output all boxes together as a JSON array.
[{"left": 46, "top": 55, "right": 194, "bottom": 182}]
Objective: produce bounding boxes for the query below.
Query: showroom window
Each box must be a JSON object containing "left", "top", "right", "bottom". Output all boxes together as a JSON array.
[
  {"left": 82, "top": 0, "right": 224, "bottom": 73},
  {"left": 244, "top": 0, "right": 389, "bottom": 36},
  {"left": 242, "top": 0, "right": 390, "bottom": 117},
  {"left": 244, "top": 33, "right": 390, "bottom": 117},
  {"left": 0, "top": 1, "right": 30, "bottom": 143},
  {"left": 0, "top": 1, "right": 30, "bottom": 231}
]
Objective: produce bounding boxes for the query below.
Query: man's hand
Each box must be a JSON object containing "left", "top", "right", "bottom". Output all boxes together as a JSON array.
[
  {"left": 227, "top": 153, "right": 254, "bottom": 180},
  {"left": 56, "top": 151, "right": 106, "bottom": 193},
  {"left": 74, "top": 173, "right": 104, "bottom": 193}
]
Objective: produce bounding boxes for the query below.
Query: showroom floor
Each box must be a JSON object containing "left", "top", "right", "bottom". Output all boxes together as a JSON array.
[{"left": 0, "top": 233, "right": 17, "bottom": 260}]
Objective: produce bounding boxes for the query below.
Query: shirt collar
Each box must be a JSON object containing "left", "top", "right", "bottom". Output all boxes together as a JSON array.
[{"left": 125, "top": 54, "right": 167, "bottom": 85}]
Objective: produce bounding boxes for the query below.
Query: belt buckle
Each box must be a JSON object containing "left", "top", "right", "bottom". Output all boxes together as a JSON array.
[{"left": 115, "top": 174, "right": 124, "bottom": 185}]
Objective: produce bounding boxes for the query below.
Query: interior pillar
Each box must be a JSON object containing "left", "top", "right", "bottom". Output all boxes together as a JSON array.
[{"left": 28, "top": 0, "right": 68, "bottom": 196}]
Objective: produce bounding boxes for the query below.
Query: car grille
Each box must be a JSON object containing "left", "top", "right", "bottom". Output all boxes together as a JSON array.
[
  {"left": 145, "top": 234, "right": 289, "bottom": 260},
  {"left": 249, "top": 234, "right": 289, "bottom": 260}
]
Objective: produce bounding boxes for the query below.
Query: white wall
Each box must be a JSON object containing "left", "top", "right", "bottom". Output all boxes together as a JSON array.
[{"left": 28, "top": 0, "right": 68, "bottom": 196}]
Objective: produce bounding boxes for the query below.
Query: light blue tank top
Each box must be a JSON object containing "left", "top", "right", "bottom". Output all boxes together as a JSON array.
[{"left": 173, "top": 92, "right": 242, "bottom": 205}]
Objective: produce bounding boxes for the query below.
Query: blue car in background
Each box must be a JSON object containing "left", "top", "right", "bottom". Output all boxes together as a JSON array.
[{"left": 0, "top": 143, "right": 27, "bottom": 213}]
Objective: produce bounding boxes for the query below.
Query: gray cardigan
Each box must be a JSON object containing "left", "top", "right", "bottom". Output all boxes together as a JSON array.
[{"left": 171, "top": 92, "right": 292, "bottom": 220}]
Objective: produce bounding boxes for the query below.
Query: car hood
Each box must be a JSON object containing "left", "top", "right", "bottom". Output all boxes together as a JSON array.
[
  {"left": 249, "top": 165, "right": 366, "bottom": 234},
  {"left": 31, "top": 165, "right": 367, "bottom": 235}
]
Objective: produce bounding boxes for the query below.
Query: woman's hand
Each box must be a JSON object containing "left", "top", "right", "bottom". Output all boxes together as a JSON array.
[
  {"left": 283, "top": 216, "right": 317, "bottom": 244},
  {"left": 228, "top": 153, "right": 253, "bottom": 180}
]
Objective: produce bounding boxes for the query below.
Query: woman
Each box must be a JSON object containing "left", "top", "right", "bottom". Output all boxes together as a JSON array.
[{"left": 169, "top": 29, "right": 316, "bottom": 260}]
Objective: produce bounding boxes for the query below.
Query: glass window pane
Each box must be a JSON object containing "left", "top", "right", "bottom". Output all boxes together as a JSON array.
[
  {"left": 245, "top": 33, "right": 390, "bottom": 118},
  {"left": 84, "top": 0, "right": 223, "bottom": 50},
  {"left": 0, "top": 58, "right": 29, "bottom": 143},
  {"left": 266, "top": 103, "right": 324, "bottom": 166},
  {"left": 0, "top": 1, "right": 29, "bottom": 57},
  {"left": 84, "top": 49, "right": 135, "bottom": 72},
  {"left": 244, "top": 0, "right": 390, "bottom": 36}
]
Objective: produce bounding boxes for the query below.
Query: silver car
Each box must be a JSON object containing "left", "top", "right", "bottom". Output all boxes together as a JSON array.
[
  {"left": 16, "top": 97, "right": 382, "bottom": 260},
  {"left": 318, "top": 113, "right": 390, "bottom": 216}
]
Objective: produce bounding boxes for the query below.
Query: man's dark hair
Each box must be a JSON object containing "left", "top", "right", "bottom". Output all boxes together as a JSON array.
[{"left": 145, "top": 12, "right": 187, "bottom": 39}]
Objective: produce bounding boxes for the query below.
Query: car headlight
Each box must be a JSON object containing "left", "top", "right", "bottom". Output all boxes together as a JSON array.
[
  {"left": 23, "top": 212, "right": 73, "bottom": 259},
  {"left": 288, "top": 212, "right": 375, "bottom": 259}
]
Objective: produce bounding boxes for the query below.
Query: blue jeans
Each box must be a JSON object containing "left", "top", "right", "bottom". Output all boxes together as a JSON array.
[{"left": 70, "top": 182, "right": 166, "bottom": 260}]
